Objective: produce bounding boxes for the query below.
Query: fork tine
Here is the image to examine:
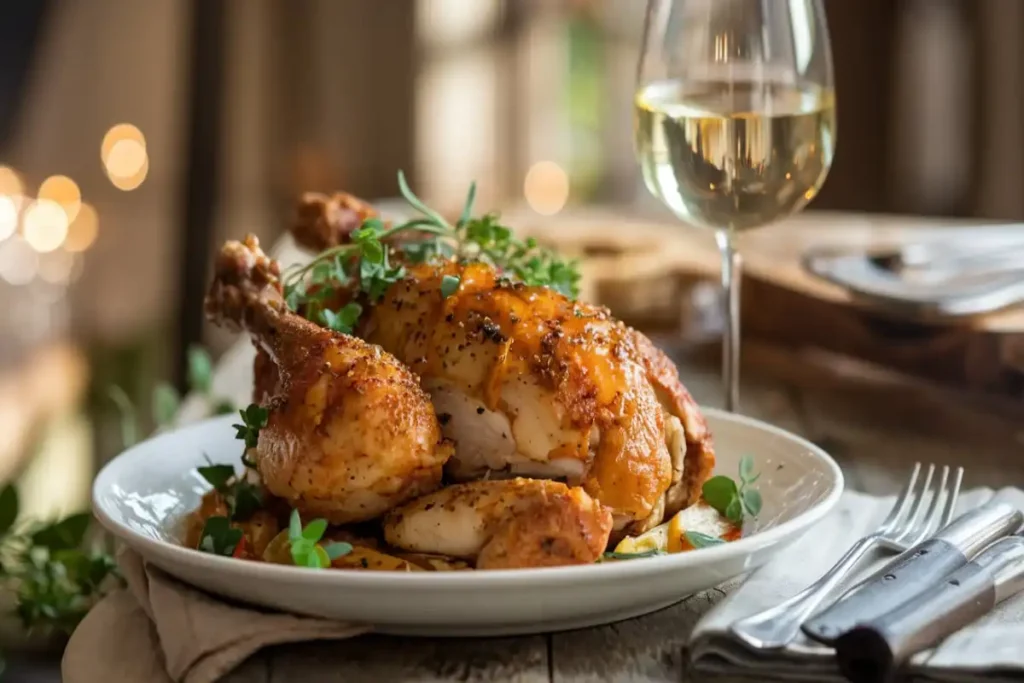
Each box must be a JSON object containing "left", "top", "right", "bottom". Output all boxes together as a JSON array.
[
  {"left": 894, "top": 463, "right": 935, "bottom": 543},
  {"left": 939, "top": 467, "right": 964, "bottom": 528},
  {"left": 914, "top": 466, "right": 950, "bottom": 542},
  {"left": 878, "top": 462, "right": 921, "bottom": 532}
]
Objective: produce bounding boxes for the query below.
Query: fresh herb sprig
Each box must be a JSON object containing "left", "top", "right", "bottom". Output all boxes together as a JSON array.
[
  {"left": 196, "top": 457, "right": 263, "bottom": 522},
  {"left": 287, "top": 510, "right": 352, "bottom": 569},
  {"left": 599, "top": 548, "right": 666, "bottom": 561},
  {"left": 684, "top": 530, "right": 725, "bottom": 549},
  {"left": 283, "top": 171, "right": 581, "bottom": 327},
  {"left": 702, "top": 455, "right": 762, "bottom": 525},
  {"left": 198, "top": 516, "right": 244, "bottom": 557},
  {"left": 233, "top": 404, "right": 268, "bottom": 449}
]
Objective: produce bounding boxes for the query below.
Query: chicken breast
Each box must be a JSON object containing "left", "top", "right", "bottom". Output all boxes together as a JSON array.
[
  {"left": 206, "top": 235, "right": 453, "bottom": 524},
  {"left": 383, "top": 479, "right": 613, "bottom": 569}
]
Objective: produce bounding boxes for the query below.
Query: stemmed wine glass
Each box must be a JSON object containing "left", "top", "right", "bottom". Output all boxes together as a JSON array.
[{"left": 635, "top": 0, "right": 836, "bottom": 412}]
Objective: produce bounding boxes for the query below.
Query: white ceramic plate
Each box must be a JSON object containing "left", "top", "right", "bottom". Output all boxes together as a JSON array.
[{"left": 93, "top": 409, "right": 842, "bottom": 636}]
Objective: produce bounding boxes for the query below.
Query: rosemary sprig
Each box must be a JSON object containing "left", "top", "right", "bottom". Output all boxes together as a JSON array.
[{"left": 284, "top": 171, "right": 581, "bottom": 328}]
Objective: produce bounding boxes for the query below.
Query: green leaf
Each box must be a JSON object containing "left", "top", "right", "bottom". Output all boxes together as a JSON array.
[
  {"left": 107, "top": 385, "right": 139, "bottom": 448},
  {"left": 196, "top": 463, "right": 235, "bottom": 492},
  {"left": 314, "top": 545, "right": 331, "bottom": 568},
  {"left": 151, "top": 382, "right": 180, "bottom": 427},
  {"left": 600, "top": 548, "right": 666, "bottom": 561},
  {"left": 233, "top": 404, "right": 269, "bottom": 449},
  {"left": 212, "top": 399, "right": 236, "bottom": 416},
  {"left": 32, "top": 513, "right": 91, "bottom": 551},
  {"left": 684, "top": 531, "right": 725, "bottom": 549},
  {"left": 457, "top": 181, "right": 477, "bottom": 229},
  {"left": 739, "top": 455, "right": 756, "bottom": 483},
  {"left": 323, "top": 541, "right": 353, "bottom": 561},
  {"left": 397, "top": 170, "right": 451, "bottom": 230},
  {"left": 321, "top": 302, "right": 363, "bottom": 335},
  {"left": 288, "top": 509, "right": 302, "bottom": 542},
  {"left": 228, "top": 480, "right": 263, "bottom": 521},
  {"left": 440, "top": 275, "right": 461, "bottom": 298},
  {"left": 306, "top": 549, "right": 323, "bottom": 568},
  {"left": 302, "top": 519, "right": 328, "bottom": 543},
  {"left": 187, "top": 345, "right": 214, "bottom": 394},
  {"left": 742, "top": 488, "right": 763, "bottom": 518},
  {"left": 197, "top": 516, "right": 242, "bottom": 556},
  {"left": 0, "top": 484, "right": 19, "bottom": 535},
  {"left": 360, "top": 239, "right": 384, "bottom": 265},
  {"left": 725, "top": 497, "right": 744, "bottom": 524},
  {"left": 702, "top": 475, "right": 739, "bottom": 516}
]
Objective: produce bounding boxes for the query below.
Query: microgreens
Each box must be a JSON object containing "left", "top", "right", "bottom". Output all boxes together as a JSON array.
[
  {"left": 283, "top": 171, "right": 581, "bottom": 326},
  {"left": 684, "top": 530, "right": 725, "bottom": 549},
  {"left": 287, "top": 509, "right": 352, "bottom": 569},
  {"left": 702, "top": 455, "right": 762, "bottom": 525},
  {"left": 198, "top": 516, "right": 243, "bottom": 557},
  {"left": 233, "top": 403, "right": 268, "bottom": 449},
  {"left": 197, "top": 456, "right": 264, "bottom": 522}
]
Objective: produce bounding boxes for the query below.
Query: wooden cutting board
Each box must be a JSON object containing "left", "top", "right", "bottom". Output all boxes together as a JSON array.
[{"left": 502, "top": 206, "right": 1024, "bottom": 404}]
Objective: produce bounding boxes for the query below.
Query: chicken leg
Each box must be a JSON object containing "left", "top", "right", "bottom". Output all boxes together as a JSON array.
[{"left": 205, "top": 235, "right": 453, "bottom": 524}]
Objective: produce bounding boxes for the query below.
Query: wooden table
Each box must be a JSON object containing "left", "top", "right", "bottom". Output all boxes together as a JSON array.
[{"left": 207, "top": 335, "right": 1023, "bottom": 683}]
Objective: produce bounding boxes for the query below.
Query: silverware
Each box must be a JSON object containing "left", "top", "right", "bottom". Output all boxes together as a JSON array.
[
  {"left": 868, "top": 240, "right": 1024, "bottom": 278},
  {"left": 802, "top": 499, "right": 1024, "bottom": 646},
  {"left": 834, "top": 534, "right": 1024, "bottom": 683},
  {"left": 730, "top": 463, "right": 960, "bottom": 650}
]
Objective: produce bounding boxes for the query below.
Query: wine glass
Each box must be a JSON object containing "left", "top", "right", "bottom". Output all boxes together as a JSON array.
[{"left": 635, "top": 0, "right": 836, "bottom": 412}]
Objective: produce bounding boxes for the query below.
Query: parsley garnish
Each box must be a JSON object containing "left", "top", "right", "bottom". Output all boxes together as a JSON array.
[
  {"left": 198, "top": 516, "right": 243, "bottom": 556},
  {"left": 283, "top": 171, "right": 581, "bottom": 320},
  {"left": 287, "top": 509, "right": 352, "bottom": 569},
  {"left": 233, "top": 403, "right": 268, "bottom": 449},
  {"left": 320, "top": 302, "right": 363, "bottom": 335},
  {"left": 702, "top": 455, "right": 762, "bottom": 524}
]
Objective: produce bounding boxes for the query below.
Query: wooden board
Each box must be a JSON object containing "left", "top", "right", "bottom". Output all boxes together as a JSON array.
[{"left": 503, "top": 207, "right": 1024, "bottom": 404}]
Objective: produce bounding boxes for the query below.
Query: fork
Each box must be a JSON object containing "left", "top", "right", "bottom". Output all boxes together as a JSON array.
[{"left": 730, "top": 462, "right": 963, "bottom": 650}]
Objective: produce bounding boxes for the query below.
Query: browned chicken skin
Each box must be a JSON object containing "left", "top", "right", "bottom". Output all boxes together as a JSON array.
[
  {"left": 383, "top": 479, "right": 613, "bottom": 569},
  {"left": 289, "top": 201, "right": 716, "bottom": 538},
  {"left": 206, "top": 235, "right": 453, "bottom": 524}
]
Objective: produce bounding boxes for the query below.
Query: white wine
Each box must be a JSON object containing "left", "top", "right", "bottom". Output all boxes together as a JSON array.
[{"left": 634, "top": 80, "right": 836, "bottom": 233}]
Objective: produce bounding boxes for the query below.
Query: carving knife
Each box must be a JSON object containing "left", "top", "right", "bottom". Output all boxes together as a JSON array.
[
  {"left": 801, "top": 500, "right": 1023, "bottom": 646},
  {"left": 833, "top": 534, "right": 1024, "bottom": 683}
]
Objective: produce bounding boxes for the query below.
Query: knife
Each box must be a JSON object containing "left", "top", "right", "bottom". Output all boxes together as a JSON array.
[
  {"left": 833, "top": 534, "right": 1024, "bottom": 683},
  {"left": 801, "top": 501, "right": 1023, "bottom": 646}
]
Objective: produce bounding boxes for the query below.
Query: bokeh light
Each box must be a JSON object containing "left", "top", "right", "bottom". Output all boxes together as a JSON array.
[
  {"left": 22, "top": 199, "right": 69, "bottom": 253},
  {"left": 38, "top": 175, "right": 81, "bottom": 223},
  {"left": 38, "top": 248, "right": 75, "bottom": 285},
  {"left": 0, "top": 235, "right": 39, "bottom": 285},
  {"left": 0, "top": 196, "right": 18, "bottom": 241},
  {"left": 523, "top": 161, "right": 570, "bottom": 216},
  {"left": 0, "top": 166, "right": 24, "bottom": 197},
  {"left": 102, "top": 123, "right": 149, "bottom": 191},
  {"left": 64, "top": 202, "right": 98, "bottom": 253}
]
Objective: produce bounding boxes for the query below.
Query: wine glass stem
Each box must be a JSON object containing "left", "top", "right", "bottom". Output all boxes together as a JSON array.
[{"left": 717, "top": 230, "right": 741, "bottom": 412}]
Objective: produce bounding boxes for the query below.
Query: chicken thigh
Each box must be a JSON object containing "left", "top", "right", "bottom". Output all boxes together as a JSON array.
[
  {"left": 206, "top": 235, "right": 453, "bottom": 524},
  {"left": 383, "top": 478, "right": 613, "bottom": 569}
]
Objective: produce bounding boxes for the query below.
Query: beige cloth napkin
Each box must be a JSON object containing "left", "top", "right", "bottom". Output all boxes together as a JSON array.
[
  {"left": 61, "top": 550, "right": 369, "bottom": 683},
  {"left": 690, "top": 487, "right": 1024, "bottom": 683}
]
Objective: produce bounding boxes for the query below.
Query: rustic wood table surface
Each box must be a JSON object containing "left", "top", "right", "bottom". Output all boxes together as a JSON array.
[{"left": 208, "top": 336, "right": 1023, "bottom": 683}]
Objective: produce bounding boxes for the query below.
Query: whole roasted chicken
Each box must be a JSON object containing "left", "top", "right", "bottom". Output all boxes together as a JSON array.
[
  {"left": 206, "top": 235, "right": 453, "bottom": 524},
  {"left": 284, "top": 193, "right": 716, "bottom": 539}
]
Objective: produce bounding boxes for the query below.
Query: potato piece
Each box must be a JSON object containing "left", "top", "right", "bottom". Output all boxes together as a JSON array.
[{"left": 331, "top": 547, "right": 424, "bottom": 572}]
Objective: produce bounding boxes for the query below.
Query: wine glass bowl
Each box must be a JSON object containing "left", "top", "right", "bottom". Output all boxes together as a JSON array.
[{"left": 634, "top": 0, "right": 836, "bottom": 411}]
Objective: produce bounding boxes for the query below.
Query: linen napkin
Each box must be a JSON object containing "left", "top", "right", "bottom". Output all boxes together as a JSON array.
[
  {"left": 690, "top": 486, "right": 1024, "bottom": 683},
  {"left": 61, "top": 550, "right": 369, "bottom": 683}
]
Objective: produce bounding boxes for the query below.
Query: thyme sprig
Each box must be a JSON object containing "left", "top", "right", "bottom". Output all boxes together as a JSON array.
[{"left": 283, "top": 171, "right": 581, "bottom": 329}]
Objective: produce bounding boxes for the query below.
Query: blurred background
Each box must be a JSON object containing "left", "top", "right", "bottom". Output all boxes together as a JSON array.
[{"left": 0, "top": 0, "right": 1021, "bottom": 530}]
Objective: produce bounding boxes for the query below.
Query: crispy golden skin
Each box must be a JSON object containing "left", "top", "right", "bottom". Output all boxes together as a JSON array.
[
  {"left": 206, "top": 235, "right": 453, "bottom": 524},
  {"left": 383, "top": 479, "right": 613, "bottom": 569},
  {"left": 289, "top": 196, "right": 716, "bottom": 535}
]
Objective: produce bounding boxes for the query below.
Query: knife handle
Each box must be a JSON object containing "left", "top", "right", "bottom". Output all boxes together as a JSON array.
[
  {"left": 801, "top": 538, "right": 966, "bottom": 645},
  {"left": 833, "top": 562, "right": 994, "bottom": 683}
]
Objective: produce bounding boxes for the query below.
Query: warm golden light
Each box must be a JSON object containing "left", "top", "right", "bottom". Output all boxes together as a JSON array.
[
  {"left": 0, "top": 166, "right": 24, "bottom": 197},
  {"left": 38, "top": 248, "right": 74, "bottom": 285},
  {"left": 523, "top": 161, "right": 570, "bottom": 216},
  {"left": 64, "top": 202, "right": 98, "bottom": 252},
  {"left": 0, "top": 235, "right": 38, "bottom": 285},
  {"left": 22, "top": 199, "right": 69, "bottom": 253},
  {"left": 38, "top": 175, "right": 81, "bottom": 223},
  {"left": 101, "top": 123, "right": 146, "bottom": 163},
  {"left": 0, "top": 195, "right": 17, "bottom": 241},
  {"left": 108, "top": 153, "right": 149, "bottom": 191}
]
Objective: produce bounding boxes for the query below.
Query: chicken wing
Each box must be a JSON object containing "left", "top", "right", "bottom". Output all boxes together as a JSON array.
[
  {"left": 290, "top": 198, "right": 715, "bottom": 537},
  {"left": 383, "top": 479, "right": 613, "bottom": 569},
  {"left": 205, "top": 235, "right": 453, "bottom": 524}
]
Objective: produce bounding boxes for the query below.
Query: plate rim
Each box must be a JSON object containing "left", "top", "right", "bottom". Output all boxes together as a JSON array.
[{"left": 92, "top": 406, "right": 844, "bottom": 588}]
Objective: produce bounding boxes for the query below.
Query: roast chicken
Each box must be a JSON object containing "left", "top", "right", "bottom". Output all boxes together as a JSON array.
[
  {"left": 383, "top": 478, "right": 613, "bottom": 569},
  {"left": 284, "top": 195, "right": 716, "bottom": 538},
  {"left": 206, "top": 235, "right": 453, "bottom": 524}
]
